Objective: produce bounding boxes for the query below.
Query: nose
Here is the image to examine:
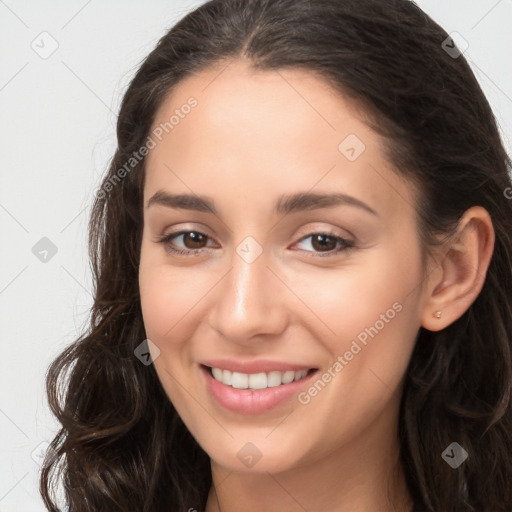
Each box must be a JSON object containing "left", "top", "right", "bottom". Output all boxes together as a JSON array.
[{"left": 206, "top": 243, "right": 288, "bottom": 346}]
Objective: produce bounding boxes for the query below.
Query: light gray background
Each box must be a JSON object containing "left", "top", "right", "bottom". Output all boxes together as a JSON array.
[{"left": 1, "top": 1, "right": 511, "bottom": 510}]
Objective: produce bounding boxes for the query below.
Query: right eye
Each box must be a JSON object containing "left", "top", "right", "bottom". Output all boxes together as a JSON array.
[{"left": 156, "top": 230, "right": 216, "bottom": 256}]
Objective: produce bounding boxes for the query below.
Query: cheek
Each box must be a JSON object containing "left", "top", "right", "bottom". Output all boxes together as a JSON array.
[
  {"left": 300, "top": 256, "right": 419, "bottom": 346},
  {"left": 301, "top": 241, "right": 422, "bottom": 387},
  {"left": 138, "top": 259, "right": 194, "bottom": 403},
  {"left": 295, "top": 272, "right": 420, "bottom": 449},
  {"left": 139, "top": 264, "right": 174, "bottom": 340},
  {"left": 138, "top": 249, "right": 205, "bottom": 341}
]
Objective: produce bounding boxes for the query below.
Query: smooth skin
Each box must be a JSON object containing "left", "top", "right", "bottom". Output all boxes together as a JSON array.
[{"left": 138, "top": 59, "right": 495, "bottom": 512}]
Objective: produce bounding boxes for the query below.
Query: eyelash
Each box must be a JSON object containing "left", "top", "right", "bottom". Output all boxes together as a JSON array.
[{"left": 155, "top": 230, "right": 355, "bottom": 258}]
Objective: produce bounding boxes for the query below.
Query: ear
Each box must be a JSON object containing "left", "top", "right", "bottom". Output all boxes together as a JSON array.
[{"left": 420, "top": 206, "right": 495, "bottom": 332}]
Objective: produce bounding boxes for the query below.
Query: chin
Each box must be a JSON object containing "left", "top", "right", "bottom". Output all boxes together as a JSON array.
[{"left": 201, "top": 434, "right": 310, "bottom": 475}]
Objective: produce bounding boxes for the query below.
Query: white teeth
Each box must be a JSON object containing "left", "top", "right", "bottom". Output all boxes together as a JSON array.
[
  {"left": 248, "top": 372, "right": 267, "bottom": 389},
  {"left": 222, "top": 369, "right": 232, "bottom": 385},
  {"left": 294, "top": 369, "right": 308, "bottom": 381},
  {"left": 231, "top": 372, "right": 249, "bottom": 389},
  {"left": 267, "top": 371, "right": 282, "bottom": 387},
  {"left": 212, "top": 367, "right": 223, "bottom": 381},
  {"left": 209, "top": 367, "right": 311, "bottom": 389},
  {"left": 281, "top": 370, "right": 295, "bottom": 384}
]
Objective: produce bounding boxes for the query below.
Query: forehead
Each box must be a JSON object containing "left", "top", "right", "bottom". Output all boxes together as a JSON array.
[
  {"left": 150, "top": 59, "right": 369, "bottom": 149},
  {"left": 144, "top": 59, "right": 416, "bottom": 222}
]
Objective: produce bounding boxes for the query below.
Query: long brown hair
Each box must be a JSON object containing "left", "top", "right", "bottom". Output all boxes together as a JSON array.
[{"left": 40, "top": 0, "right": 512, "bottom": 510}]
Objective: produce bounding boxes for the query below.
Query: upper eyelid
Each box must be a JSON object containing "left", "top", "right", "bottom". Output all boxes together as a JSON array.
[
  {"left": 170, "top": 230, "right": 218, "bottom": 247},
  {"left": 161, "top": 221, "right": 352, "bottom": 239}
]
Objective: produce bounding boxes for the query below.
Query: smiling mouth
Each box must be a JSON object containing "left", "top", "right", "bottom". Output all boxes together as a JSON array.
[{"left": 202, "top": 364, "right": 318, "bottom": 390}]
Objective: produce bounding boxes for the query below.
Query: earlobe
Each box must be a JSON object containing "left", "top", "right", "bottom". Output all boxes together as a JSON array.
[{"left": 420, "top": 206, "right": 495, "bottom": 332}]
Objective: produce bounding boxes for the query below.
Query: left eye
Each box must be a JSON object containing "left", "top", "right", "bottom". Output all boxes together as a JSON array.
[
  {"left": 156, "top": 230, "right": 354, "bottom": 257},
  {"left": 294, "top": 233, "right": 354, "bottom": 257}
]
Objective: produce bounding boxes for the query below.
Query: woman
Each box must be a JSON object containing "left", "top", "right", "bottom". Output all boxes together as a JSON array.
[{"left": 40, "top": 0, "right": 512, "bottom": 510}]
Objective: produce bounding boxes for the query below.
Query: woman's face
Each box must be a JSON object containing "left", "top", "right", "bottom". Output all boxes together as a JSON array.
[{"left": 139, "top": 59, "right": 428, "bottom": 473}]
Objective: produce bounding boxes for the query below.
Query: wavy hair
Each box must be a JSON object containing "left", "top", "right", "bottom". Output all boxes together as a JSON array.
[{"left": 40, "top": 0, "right": 512, "bottom": 510}]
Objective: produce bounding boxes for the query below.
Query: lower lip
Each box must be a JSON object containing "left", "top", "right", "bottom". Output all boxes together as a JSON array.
[{"left": 200, "top": 364, "right": 318, "bottom": 415}]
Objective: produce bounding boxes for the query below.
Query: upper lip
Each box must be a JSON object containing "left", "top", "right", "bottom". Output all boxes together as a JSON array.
[{"left": 200, "top": 358, "right": 317, "bottom": 374}]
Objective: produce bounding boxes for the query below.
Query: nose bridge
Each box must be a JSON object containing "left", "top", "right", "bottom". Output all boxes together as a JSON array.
[
  {"left": 231, "top": 249, "right": 266, "bottom": 319},
  {"left": 208, "top": 239, "right": 286, "bottom": 342}
]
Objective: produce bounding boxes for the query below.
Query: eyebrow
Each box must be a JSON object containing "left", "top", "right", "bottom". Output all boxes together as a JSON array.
[{"left": 146, "top": 190, "right": 379, "bottom": 217}]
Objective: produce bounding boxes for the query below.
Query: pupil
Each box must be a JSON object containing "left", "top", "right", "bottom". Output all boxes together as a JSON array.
[
  {"left": 185, "top": 232, "right": 206, "bottom": 248},
  {"left": 313, "top": 234, "right": 335, "bottom": 251}
]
